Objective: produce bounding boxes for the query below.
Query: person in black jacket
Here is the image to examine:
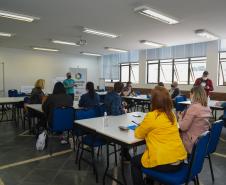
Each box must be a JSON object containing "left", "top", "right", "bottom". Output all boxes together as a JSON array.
[
  {"left": 79, "top": 82, "right": 100, "bottom": 108},
  {"left": 42, "top": 82, "right": 73, "bottom": 124},
  {"left": 42, "top": 82, "right": 73, "bottom": 144},
  {"left": 169, "top": 81, "right": 180, "bottom": 99},
  {"left": 30, "top": 79, "right": 45, "bottom": 104}
]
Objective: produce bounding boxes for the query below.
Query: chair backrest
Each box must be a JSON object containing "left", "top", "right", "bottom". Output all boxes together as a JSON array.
[
  {"left": 24, "top": 97, "right": 31, "bottom": 104},
  {"left": 175, "top": 95, "right": 187, "bottom": 111},
  {"left": 51, "top": 107, "right": 74, "bottom": 132},
  {"left": 188, "top": 131, "right": 210, "bottom": 179},
  {"left": 8, "top": 89, "right": 18, "bottom": 97},
  {"left": 75, "top": 107, "right": 98, "bottom": 120},
  {"left": 207, "top": 120, "right": 224, "bottom": 154},
  {"left": 97, "top": 104, "right": 107, "bottom": 117}
]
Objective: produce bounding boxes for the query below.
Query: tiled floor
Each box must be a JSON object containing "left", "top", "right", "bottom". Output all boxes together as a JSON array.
[{"left": 0, "top": 115, "right": 226, "bottom": 185}]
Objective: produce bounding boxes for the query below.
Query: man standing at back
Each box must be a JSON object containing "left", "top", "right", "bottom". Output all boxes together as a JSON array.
[
  {"left": 63, "top": 72, "right": 76, "bottom": 101},
  {"left": 194, "top": 71, "right": 214, "bottom": 97}
]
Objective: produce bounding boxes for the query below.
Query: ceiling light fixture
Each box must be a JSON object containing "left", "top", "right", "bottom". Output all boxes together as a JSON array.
[
  {"left": 104, "top": 47, "right": 128, "bottom": 53},
  {"left": 52, "top": 40, "right": 79, "bottom": 46},
  {"left": 194, "top": 29, "right": 218, "bottom": 40},
  {"left": 0, "top": 10, "right": 40, "bottom": 22},
  {"left": 140, "top": 40, "right": 164, "bottom": 47},
  {"left": 33, "top": 47, "right": 59, "bottom": 52},
  {"left": 83, "top": 28, "right": 119, "bottom": 38},
  {"left": 0, "top": 32, "right": 13, "bottom": 37},
  {"left": 134, "top": 5, "right": 179, "bottom": 24},
  {"left": 80, "top": 52, "right": 102, "bottom": 57}
]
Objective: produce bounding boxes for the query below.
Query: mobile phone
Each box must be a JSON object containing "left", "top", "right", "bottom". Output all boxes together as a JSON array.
[{"left": 119, "top": 126, "right": 129, "bottom": 131}]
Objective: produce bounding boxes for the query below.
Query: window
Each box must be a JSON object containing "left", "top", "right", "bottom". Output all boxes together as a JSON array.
[
  {"left": 218, "top": 52, "right": 226, "bottom": 86},
  {"left": 159, "top": 59, "right": 173, "bottom": 84},
  {"left": 120, "top": 63, "right": 139, "bottom": 83},
  {"left": 147, "top": 57, "right": 206, "bottom": 84},
  {"left": 174, "top": 58, "right": 189, "bottom": 84},
  {"left": 147, "top": 60, "right": 158, "bottom": 83},
  {"left": 190, "top": 57, "right": 207, "bottom": 84}
]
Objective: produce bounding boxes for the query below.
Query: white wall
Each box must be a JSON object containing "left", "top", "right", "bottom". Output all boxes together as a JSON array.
[
  {"left": 0, "top": 47, "right": 99, "bottom": 94},
  {"left": 103, "top": 41, "right": 226, "bottom": 93}
]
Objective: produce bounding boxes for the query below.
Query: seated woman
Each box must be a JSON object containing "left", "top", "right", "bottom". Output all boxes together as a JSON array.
[
  {"left": 79, "top": 82, "right": 100, "bottom": 108},
  {"left": 122, "top": 82, "right": 135, "bottom": 111},
  {"left": 122, "top": 82, "right": 135, "bottom": 96},
  {"left": 169, "top": 81, "right": 180, "bottom": 99},
  {"left": 42, "top": 82, "right": 73, "bottom": 143},
  {"left": 30, "top": 79, "right": 45, "bottom": 104},
  {"left": 131, "top": 86, "right": 187, "bottom": 185},
  {"left": 179, "top": 86, "right": 212, "bottom": 153},
  {"left": 104, "top": 82, "right": 126, "bottom": 115}
]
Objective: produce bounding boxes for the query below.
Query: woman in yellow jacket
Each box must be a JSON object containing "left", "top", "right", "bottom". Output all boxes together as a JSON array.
[{"left": 131, "top": 86, "right": 187, "bottom": 185}]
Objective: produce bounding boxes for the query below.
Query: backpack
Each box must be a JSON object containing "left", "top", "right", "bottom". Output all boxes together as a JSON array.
[{"left": 36, "top": 130, "right": 48, "bottom": 151}]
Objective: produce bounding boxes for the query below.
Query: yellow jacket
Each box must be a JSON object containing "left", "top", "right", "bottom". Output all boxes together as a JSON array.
[{"left": 135, "top": 110, "right": 187, "bottom": 168}]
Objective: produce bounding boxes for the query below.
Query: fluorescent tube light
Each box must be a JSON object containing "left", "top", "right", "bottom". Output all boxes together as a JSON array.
[
  {"left": 33, "top": 47, "right": 59, "bottom": 52},
  {"left": 134, "top": 6, "right": 179, "bottom": 24},
  {"left": 140, "top": 40, "right": 164, "bottom": 47},
  {"left": 80, "top": 52, "right": 102, "bottom": 57},
  {"left": 194, "top": 29, "right": 218, "bottom": 40},
  {"left": 0, "top": 32, "right": 13, "bottom": 37},
  {"left": 83, "top": 28, "right": 119, "bottom": 38},
  {"left": 52, "top": 40, "right": 79, "bottom": 46},
  {"left": 0, "top": 10, "right": 39, "bottom": 22},
  {"left": 104, "top": 47, "right": 128, "bottom": 53}
]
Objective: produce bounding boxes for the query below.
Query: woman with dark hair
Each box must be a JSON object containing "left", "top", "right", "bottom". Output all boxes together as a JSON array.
[
  {"left": 131, "top": 86, "right": 187, "bottom": 185},
  {"left": 79, "top": 82, "right": 100, "bottom": 108},
  {"left": 42, "top": 82, "right": 73, "bottom": 144}
]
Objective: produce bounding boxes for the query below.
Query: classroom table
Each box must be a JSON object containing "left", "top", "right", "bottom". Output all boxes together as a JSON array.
[
  {"left": 178, "top": 100, "right": 224, "bottom": 120},
  {"left": 0, "top": 97, "right": 24, "bottom": 123},
  {"left": 122, "top": 95, "right": 151, "bottom": 112},
  {"left": 75, "top": 112, "right": 146, "bottom": 185},
  {"left": 26, "top": 101, "right": 82, "bottom": 113}
]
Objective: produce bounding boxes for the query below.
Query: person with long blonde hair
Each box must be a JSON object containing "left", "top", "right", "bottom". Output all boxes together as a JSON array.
[
  {"left": 131, "top": 86, "right": 187, "bottom": 185},
  {"left": 30, "top": 79, "right": 45, "bottom": 104},
  {"left": 179, "top": 86, "right": 212, "bottom": 153}
]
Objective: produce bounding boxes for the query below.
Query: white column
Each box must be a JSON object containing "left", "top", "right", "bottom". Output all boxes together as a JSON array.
[{"left": 206, "top": 41, "right": 219, "bottom": 88}]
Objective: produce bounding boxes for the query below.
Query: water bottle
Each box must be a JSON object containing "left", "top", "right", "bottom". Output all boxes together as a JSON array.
[{"left": 104, "top": 112, "right": 108, "bottom": 127}]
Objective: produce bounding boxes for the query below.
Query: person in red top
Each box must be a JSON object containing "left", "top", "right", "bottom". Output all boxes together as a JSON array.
[{"left": 194, "top": 71, "right": 213, "bottom": 96}]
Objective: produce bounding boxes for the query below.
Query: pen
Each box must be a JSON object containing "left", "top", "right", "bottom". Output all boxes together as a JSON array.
[{"left": 132, "top": 120, "right": 139, "bottom": 126}]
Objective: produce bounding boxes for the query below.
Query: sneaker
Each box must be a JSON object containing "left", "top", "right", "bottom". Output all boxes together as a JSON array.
[{"left": 60, "top": 139, "right": 68, "bottom": 144}]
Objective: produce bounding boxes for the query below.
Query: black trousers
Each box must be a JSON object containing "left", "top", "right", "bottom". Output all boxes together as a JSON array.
[{"left": 131, "top": 154, "right": 183, "bottom": 185}]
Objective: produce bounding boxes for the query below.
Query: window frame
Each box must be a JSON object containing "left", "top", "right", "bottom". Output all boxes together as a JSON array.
[
  {"left": 218, "top": 51, "right": 226, "bottom": 86},
  {"left": 147, "top": 56, "right": 207, "bottom": 85},
  {"left": 120, "top": 62, "right": 139, "bottom": 83}
]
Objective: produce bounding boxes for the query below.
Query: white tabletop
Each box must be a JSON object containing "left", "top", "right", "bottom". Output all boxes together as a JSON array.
[
  {"left": 0, "top": 97, "right": 24, "bottom": 104},
  {"left": 26, "top": 101, "right": 81, "bottom": 113},
  {"left": 122, "top": 95, "right": 150, "bottom": 101},
  {"left": 75, "top": 112, "right": 146, "bottom": 145},
  {"left": 179, "top": 100, "right": 223, "bottom": 109}
]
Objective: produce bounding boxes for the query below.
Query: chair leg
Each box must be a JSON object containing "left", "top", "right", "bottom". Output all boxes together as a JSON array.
[
  {"left": 113, "top": 144, "right": 118, "bottom": 166},
  {"left": 208, "top": 154, "right": 215, "bottom": 182},
  {"left": 91, "top": 147, "right": 98, "bottom": 183},
  {"left": 196, "top": 175, "right": 200, "bottom": 185},
  {"left": 75, "top": 140, "right": 80, "bottom": 164},
  {"left": 78, "top": 143, "right": 84, "bottom": 170}
]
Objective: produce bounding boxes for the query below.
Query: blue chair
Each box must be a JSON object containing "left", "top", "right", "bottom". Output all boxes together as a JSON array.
[
  {"left": 8, "top": 89, "right": 18, "bottom": 97},
  {"left": 175, "top": 95, "right": 187, "bottom": 112},
  {"left": 206, "top": 120, "right": 224, "bottom": 182},
  {"left": 142, "top": 131, "right": 210, "bottom": 185},
  {"left": 48, "top": 107, "right": 75, "bottom": 154}
]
